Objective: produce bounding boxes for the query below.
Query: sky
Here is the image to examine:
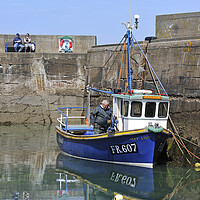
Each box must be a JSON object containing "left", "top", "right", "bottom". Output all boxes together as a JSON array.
[{"left": 0, "top": 0, "right": 199, "bottom": 45}]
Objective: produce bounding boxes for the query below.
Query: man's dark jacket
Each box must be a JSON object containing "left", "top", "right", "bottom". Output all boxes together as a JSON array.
[{"left": 90, "top": 105, "right": 112, "bottom": 129}]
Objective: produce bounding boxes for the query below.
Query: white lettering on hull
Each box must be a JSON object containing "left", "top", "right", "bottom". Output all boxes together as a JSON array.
[{"left": 109, "top": 143, "right": 138, "bottom": 155}]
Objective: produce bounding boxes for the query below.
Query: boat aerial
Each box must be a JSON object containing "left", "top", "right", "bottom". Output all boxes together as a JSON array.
[{"left": 56, "top": 12, "right": 173, "bottom": 168}]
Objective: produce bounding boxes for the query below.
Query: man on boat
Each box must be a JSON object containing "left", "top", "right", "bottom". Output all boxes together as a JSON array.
[{"left": 90, "top": 100, "right": 112, "bottom": 134}]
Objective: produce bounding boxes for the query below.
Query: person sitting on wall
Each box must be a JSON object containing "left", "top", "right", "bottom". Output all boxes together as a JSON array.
[
  {"left": 90, "top": 100, "right": 112, "bottom": 134},
  {"left": 13, "top": 33, "right": 24, "bottom": 52},
  {"left": 24, "top": 33, "right": 34, "bottom": 52}
]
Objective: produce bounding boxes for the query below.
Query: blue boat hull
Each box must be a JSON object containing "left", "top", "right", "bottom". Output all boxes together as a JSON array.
[{"left": 56, "top": 127, "right": 171, "bottom": 168}]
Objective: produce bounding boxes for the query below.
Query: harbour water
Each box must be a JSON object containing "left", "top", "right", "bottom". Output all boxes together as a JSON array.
[{"left": 0, "top": 125, "right": 199, "bottom": 200}]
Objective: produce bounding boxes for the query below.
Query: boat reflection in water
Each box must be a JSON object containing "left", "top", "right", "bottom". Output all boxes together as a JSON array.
[{"left": 56, "top": 153, "right": 173, "bottom": 200}]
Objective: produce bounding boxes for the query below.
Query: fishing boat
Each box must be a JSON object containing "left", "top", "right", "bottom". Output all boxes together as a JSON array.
[{"left": 56, "top": 14, "right": 173, "bottom": 168}]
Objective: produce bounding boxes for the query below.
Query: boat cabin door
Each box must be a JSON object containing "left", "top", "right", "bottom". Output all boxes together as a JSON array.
[
  {"left": 121, "top": 100, "right": 129, "bottom": 131},
  {"left": 113, "top": 97, "right": 129, "bottom": 132}
]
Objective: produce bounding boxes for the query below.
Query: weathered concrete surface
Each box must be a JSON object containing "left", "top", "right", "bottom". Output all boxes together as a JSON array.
[
  {"left": 0, "top": 34, "right": 96, "bottom": 53},
  {"left": 156, "top": 12, "right": 200, "bottom": 39},
  {"left": 0, "top": 53, "right": 87, "bottom": 124},
  {"left": 146, "top": 39, "right": 200, "bottom": 146}
]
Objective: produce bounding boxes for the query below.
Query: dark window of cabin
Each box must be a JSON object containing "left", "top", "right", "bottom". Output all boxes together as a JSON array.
[
  {"left": 118, "top": 99, "right": 121, "bottom": 116},
  {"left": 124, "top": 101, "right": 129, "bottom": 117},
  {"left": 120, "top": 100, "right": 123, "bottom": 116},
  {"left": 131, "top": 101, "right": 142, "bottom": 117},
  {"left": 145, "top": 102, "right": 156, "bottom": 117},
  {"left": 158, "top": 102, "right": 168, "bottom": 118}
]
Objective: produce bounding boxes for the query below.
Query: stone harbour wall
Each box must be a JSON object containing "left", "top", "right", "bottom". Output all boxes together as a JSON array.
[
  {"left": 146, "top": 39, "right": 200, "bottom": 144},
  {"left": 0, "top": 39, "right": 199, "bottom": 137},
  {"left": 0, "top": 53, "right": 87, "bottom": 124},
  {"left": 0, "top": 38, "right": 199, "bottom": 140}
]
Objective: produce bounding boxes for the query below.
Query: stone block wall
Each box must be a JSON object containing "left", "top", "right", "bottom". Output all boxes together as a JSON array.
[{"left": 0, "top": 53, "right": 87, "bottom": 124}]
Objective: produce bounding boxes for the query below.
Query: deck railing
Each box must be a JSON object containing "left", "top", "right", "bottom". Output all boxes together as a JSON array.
[{"left": 57, "top": 107, "right": 87, "bottom": 129}]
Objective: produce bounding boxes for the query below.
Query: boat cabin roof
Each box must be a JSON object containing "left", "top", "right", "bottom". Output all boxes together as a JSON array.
[{"left": 112, "top": 93, "right": 170, "bottom": 102}]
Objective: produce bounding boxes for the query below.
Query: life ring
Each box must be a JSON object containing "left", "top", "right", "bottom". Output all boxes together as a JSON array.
[
  {"left": 69, "top": 40, "right": 72, "bottom": 49},
  {"left": 60, "top": 39, "right": 64, "bottom": 47}
]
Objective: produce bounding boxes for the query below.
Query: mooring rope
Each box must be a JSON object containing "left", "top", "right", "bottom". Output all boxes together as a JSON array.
[
  {"left": 173, "top": 133, "right": 200, "bottom": 148},
  {"left": 171, "top": 131, "right": 200, "bottom": 160}
]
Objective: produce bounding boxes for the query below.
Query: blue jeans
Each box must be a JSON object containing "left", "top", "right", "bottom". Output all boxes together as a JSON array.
[{"left": 14, "top": 43, "right": 24, "bottom": 52}]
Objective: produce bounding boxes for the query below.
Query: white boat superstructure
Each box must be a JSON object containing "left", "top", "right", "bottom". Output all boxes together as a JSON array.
[{"left": 112, "top": 92, "right": 170, "bottom": 131}]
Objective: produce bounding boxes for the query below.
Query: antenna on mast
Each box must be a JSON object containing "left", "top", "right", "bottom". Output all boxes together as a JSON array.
[
  {"left": 121, "top": 0, "right": 140, "bottom": 95},
  {"left": 130, "top": 0, "right": 132, "bottom": 27},
  {"left": 128, "top": 0, "right": 140, "bottom": 30}
]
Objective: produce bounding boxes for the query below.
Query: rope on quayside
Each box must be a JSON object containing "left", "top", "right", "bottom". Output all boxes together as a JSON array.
[
  {"left": 173, "top": 133, "right": 200, "bottom": 148},
  {"left": 170, "top": 130, "right": 200, "bottom": 161},
  {"left": 168, "top": 114, "right": 193, "bottom": 162}
]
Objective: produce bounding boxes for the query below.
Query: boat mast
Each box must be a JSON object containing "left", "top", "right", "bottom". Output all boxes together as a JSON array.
[
  {"left": 130, "top": 0, "right": 132, "bottom": 30},
  {"left": 127, "top": 29, "right": 132, "bottom": 95},
  {"left": 123, "top": 0, "right": 139, "bottom": 96},
  {"left": 128, "top": 0, "right": 132, "bottom": 95}
]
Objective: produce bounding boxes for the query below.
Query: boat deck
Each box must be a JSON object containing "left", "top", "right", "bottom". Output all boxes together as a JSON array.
[{"left": 62, "top": 125, "right": 94, "bottom": 132}]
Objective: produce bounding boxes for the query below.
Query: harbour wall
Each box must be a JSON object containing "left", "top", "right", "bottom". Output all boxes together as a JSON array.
[
  {"left": 0, "top": 53, "right": 88, "bottom": 124},
  {"left": 0, "top": 38, "right": 199, "bottom": 140},
  {"left": 0, "top": 12, "right": 200, "bottom": 151}
]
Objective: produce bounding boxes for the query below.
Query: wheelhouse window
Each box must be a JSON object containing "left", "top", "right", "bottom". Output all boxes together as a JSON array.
[
  {"left": 120, "top": 100, "right": 123, "bottom": 116},
  {"left": 121, "top": 101, "right": 129, "bottom": 116},
  {"left": 131, "top": 101, "right": 142, "bottom": 117},
  {"left": 124, "top": 101, "right": 129, "bottom": 117},
  {"left": 145, "top": 102, "right": 156, "bottom": 117},
  {"left": 158, "top": 102, "right": 168, "bottom": 118}
]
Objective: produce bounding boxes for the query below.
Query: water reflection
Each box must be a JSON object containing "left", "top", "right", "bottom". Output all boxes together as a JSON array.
[
  {"left": 56, "top": 153, "right": 200, "bottom": 200},
  {"left": 0, "top": 125, "right": 199, "bottom": 199},
  {"left": 0, "top": 124, "right": 60, "bottom": 199}
]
